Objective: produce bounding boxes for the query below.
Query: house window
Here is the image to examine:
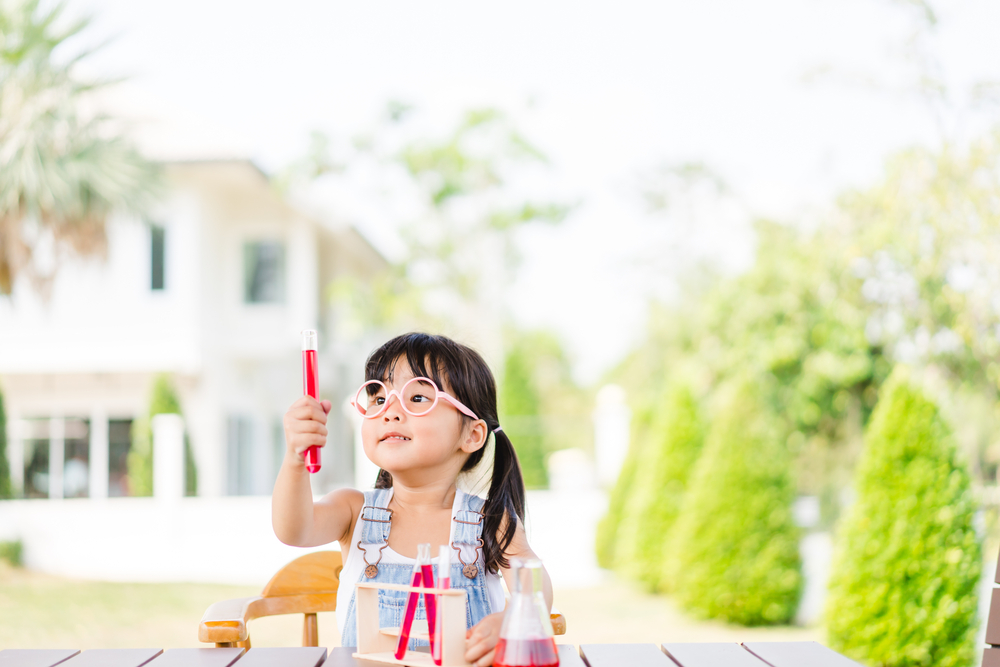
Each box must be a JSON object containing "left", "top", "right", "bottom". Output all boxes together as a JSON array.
[
  {"left": 243, "top": 241, "right": 285, "bottom": 304},
  {"left": 150, "top": 224, "right": 165, "bottom": 291},
  {"left": 19, "top": 417, "right": 90, "bottom": 499},
  {"left": 22, "top": 421, "right": 50, "bottom": 499},
  {"left": 108, "top": 419, "right": 133, "bottom": 498},
  {"left": 63, "top": 418, "right": 90, "bottom": 499},
  {"left": 227, "top": 415, "right": 282, "bottom": 496},
  {"left": 227, "top": 415, "right": 254, "bottom": 496}
]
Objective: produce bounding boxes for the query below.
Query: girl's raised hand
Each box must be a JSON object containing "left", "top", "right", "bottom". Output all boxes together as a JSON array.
[{"left": 282, "top": 396, "right": 332, "bottom": 467}]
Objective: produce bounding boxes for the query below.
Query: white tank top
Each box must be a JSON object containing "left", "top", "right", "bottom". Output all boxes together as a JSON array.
[{"left": 336, "top": 487, "right": 507, "bottom": 635}]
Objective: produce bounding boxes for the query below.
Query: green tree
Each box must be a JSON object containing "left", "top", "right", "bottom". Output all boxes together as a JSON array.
[
  {"left": 498, "top": 330, "right": 588, "bottom": 489},
  {"left": 837, "top": 134, "right": 1000, "bottom": 397},
  {"left": 826, "top": 369, "right": 980, "bottom": 667},
  {"left": 614, "top": 384, "right": 704, "bottom": 592},
  {"left": 303, "top": 106, "right": 568, "bottom": 344},
  {"left": 611, "top": 220, "right": 884, "bottom": 519},
  {"left": 128, "top": 375, "right": 197, "bottom": 497},
  {"left": 670, "top": 377, "right": 802, "bottom": 625},
  {"left": 0, "top": 0, "right": 158, "bottom": 295},
  {"left": 0, "top": 388, "right": 10, "bottom": 499},
  {"left": 499, "top": 341, "right": 546, "bottom": 488}
]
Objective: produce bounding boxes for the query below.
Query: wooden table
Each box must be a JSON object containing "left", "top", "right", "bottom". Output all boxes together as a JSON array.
[
  {"left": 0, "top": 642, "right": 868, "bottom": 667},
  {"left": 583, "top": 642, "right": 865, "bottom": 666},
  {"left": 0, "top": 648, "right": 326, "bottom": 667}
]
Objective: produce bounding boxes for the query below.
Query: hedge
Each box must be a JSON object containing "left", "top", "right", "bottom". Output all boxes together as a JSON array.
[
  {"left": 669, "top": 376, "right": 802, "bottom": 624},
  {"left": 615, "top": 384, "right": 704, "bottom": 591},
  {"left": 595, "top": 404, "right": 654, "bottom": 570},
  {"left": 825, "top": 369, "right": 980, "bottom": 667}
]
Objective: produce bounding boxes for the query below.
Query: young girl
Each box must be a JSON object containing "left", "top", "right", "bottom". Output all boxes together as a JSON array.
[{"left": 272, "top": 332, "right": 553, "bottom": 667}]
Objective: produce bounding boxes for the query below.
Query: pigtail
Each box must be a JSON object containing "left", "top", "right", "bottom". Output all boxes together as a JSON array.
[
  {"left": 481, "top": 428, "right": 525, "bottom": 573},
  {"left": 375, "top": 469, "right": 393, "bottom": 489}
]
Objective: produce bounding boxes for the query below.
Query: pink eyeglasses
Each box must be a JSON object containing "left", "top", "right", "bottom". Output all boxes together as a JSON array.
[{"left": 352, "top": 377, "right": 479, "bottom": 420}]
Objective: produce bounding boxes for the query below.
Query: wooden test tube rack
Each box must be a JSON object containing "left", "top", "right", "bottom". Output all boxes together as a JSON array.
[{"left": 353, "top": 582, "right": 472, "bottom": 667}]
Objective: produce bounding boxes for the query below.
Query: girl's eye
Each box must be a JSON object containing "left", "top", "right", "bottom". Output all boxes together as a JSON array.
[
  {"left": 410, "top": 393, "right": 431, "bottom": 403},
  {"left": 374, "top": 396, "right": 386, "bottom": 405}
]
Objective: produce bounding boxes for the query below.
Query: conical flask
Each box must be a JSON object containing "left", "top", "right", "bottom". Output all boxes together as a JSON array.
[{"left": 494, "top": 559, "right": 559, "bottom": 667}]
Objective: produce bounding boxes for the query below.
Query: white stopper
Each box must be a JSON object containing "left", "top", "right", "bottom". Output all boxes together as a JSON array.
[{"left": 301, "top": 329, "right": 318, "bottom": 351}]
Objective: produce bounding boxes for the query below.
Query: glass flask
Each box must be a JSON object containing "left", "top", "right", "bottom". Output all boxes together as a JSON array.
[{"left": 494, "top": 559, "right": 559, "bottom": 667}]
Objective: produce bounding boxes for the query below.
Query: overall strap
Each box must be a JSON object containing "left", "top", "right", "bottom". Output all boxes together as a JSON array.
[
  {"left": 452, "top": 492, "right": 486, "bottom": 545},
  {"left": 451, "top": 492, "right": 487, "bottom": 578},
  {"left": 359, "top": 488, "right": 393, "bottom": 545}
]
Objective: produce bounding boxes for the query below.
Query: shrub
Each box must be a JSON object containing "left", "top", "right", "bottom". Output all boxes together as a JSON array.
[
  {"left": 0, "top": 540, "right": 22, "bottom": 567},
  {"left": 0, "top": 388, "right": 10, "bottom": 499},
  {"left": 128, "top": 375, "right": 197, "bottom": 496},
  {"left": 615, "top": 384, "right": 704, "bottom": 591},
  {"left": 825, "top": 369, "right": 981, "bottom": 667},
  {"left": 670, "top": 376, "right": 802, "bottom": 625},
  {"left": 595, "top": 405, "right": 653, "bottom": 570}
]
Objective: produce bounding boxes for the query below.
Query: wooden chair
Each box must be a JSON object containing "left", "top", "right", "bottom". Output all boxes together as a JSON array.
[
  {"left": 198, "top": 550, "right": 566, "bottom": 648},
  {"left": 199, "top": 551, "right": 343, "bottom": 648}
]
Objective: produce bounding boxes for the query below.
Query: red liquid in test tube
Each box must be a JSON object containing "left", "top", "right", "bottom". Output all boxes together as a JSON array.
[
  {"left": 395, "top": 564, "right": 424, "bottom": 659},
  {"left": 421, "top": 560, "right": 438, "bottom": 661},
  {"left": 301, "top": 329, "right": 321, "bottom": 473}
]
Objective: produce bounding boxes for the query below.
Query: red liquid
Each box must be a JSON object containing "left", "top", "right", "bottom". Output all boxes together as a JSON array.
[
  {"left": 395, "top": 569, "right": 423, "bottom": 659},
  {"left": 301, "top": 349, "right": 321, "bottom": 473},
  {"left": 494, "top": 637, "right": 559, "bottom": 667},
  {"left": 420, "top": 563, "right": 438, "bottom": 661}
]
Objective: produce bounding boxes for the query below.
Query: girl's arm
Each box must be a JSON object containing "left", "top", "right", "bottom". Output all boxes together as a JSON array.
[
  {"left": 497, "top": 516, "right": 553, "bottom": 610},
  {"left": 272, "top": 396, "right": 360, "bottom": 547},
  {"left": 465, "top": 515, "right": 553, "bottom": 667}
]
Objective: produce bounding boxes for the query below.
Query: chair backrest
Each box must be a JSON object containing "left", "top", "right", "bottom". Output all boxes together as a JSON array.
[
  {"left": 260, "top": 550, "right": 342, "bottom": 598},
  {"left": 983, "top": 546, "right": 1000, "bottom": 666},
  {"left": 199, "top": 550, "right": 343, "bottom": 648}
]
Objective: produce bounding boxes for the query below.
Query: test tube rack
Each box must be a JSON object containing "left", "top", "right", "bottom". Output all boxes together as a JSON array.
[{"left": 353, "top": 582, "right": 471, "bottom": 667}]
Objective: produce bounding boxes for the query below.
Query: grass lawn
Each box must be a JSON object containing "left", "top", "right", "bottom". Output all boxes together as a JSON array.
[{"left": 0, "top": 563, "right": 822, "bottom": 650}]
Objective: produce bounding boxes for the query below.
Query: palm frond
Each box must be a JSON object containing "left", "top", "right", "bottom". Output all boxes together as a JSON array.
[{"left": 0, "top": 0, "right": 159, "bottom": 296}]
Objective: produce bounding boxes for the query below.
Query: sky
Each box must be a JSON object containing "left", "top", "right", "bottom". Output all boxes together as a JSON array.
[{"left": 71, "top": 0, "right": 1000, "bottom": 382}]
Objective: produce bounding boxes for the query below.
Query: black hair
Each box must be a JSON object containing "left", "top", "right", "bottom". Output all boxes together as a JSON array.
[{"left": 365, "top": 332, "right": 525, "bottom": 574}]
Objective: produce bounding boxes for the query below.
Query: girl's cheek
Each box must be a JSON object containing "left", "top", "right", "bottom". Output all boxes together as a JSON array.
[
  {"left": 360, "top": 420, "right": 377, "bottom": 442},
  {"left": 359, "top": 426, "right": 379, "bottom": 455}
]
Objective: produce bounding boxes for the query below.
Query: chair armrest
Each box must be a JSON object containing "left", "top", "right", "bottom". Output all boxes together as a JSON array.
[
  {"left": 198, "top": 596, "right": 260, "bottom": 644},
  {"left": 551, "top": 612, "right": 566, "bottom": 635}
]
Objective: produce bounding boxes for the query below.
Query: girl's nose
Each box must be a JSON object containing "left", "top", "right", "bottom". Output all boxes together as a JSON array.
[{"left": 382, "top": 393, "right": 404, "bottom": 420}]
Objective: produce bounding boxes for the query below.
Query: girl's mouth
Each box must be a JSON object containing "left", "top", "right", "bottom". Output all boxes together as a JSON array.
[{"left": 380, "top": 432, "right": 411, "bottom": 443}]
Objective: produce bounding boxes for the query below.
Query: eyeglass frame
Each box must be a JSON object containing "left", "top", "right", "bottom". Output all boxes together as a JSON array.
[{"left": 351, "top": 376, "right": 479, "bottom": 421}]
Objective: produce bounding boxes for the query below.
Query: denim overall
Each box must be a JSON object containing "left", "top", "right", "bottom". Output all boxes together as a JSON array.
[{"left": 340, "top": 488, "right": 496, "bottom": 648}]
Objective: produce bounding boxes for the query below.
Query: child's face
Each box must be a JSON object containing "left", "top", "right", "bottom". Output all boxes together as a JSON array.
[{"left": 360, "top": 358, "right": 480, "bottom": 480}]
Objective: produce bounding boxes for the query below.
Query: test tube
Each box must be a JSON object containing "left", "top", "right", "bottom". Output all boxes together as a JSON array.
[
  {"left": 301, "top": 329, "right": 321, "bottom": 473},
  {"left": 432, "top": 545, "right": 451, "bottom": 666},
  {"left": 395, "top": 545, "right": 427, "bottom": 659},
  {"left": 420, "top": 544, "right": 438, "bottom": 661}
]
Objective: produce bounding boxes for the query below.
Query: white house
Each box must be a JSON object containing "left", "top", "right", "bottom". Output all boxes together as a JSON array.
[
  {"left": 0, "top": 160, "right": 611, "bottom": 590},
  {"left": 0, "top": 159, "right": 388, "bottom": 502}
]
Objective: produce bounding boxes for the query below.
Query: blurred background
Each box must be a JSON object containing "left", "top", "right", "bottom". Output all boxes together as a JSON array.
[{"left": 2, "top": 0, "right": 1000, "bottom": 664}]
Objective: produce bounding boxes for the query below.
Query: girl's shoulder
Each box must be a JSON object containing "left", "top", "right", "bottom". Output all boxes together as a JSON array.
[
  {"left": 316, "top": 487, "right": 366, "bottom": 543},
  {"left": 319, "top": 486, "right": 366, "bottom": 507}
]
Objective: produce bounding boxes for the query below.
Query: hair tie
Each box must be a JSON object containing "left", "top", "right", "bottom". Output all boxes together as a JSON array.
[{"left": 493, "top": 425, "right": 503, "bottom": 434}]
